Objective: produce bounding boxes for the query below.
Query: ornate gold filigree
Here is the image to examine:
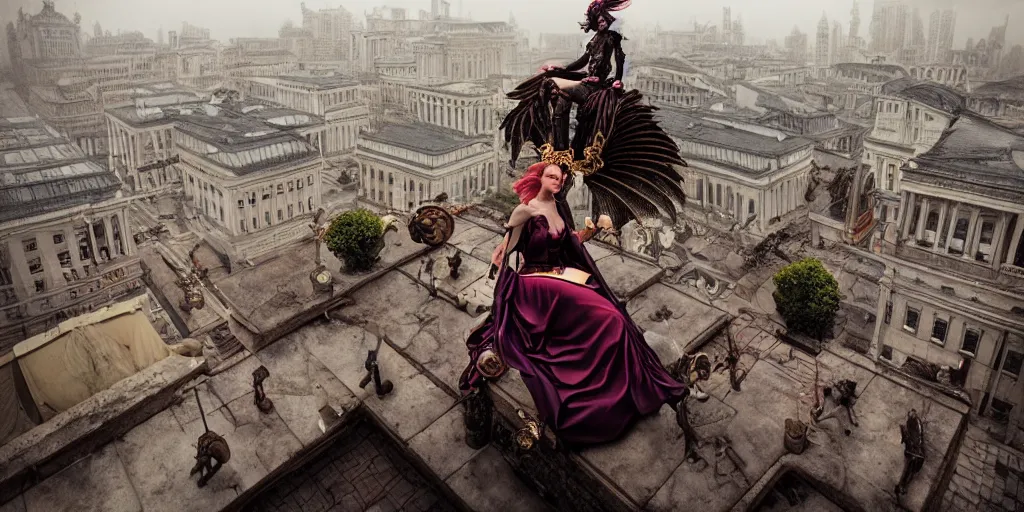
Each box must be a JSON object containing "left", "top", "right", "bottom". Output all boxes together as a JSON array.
[
  {"left": 539, "top": 143, "right": 575, "bottom": 168},
  {"left": 571, "top": 131, "right": 606, "bottom": 176}
]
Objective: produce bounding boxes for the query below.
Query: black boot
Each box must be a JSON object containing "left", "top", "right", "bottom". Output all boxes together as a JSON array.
[{"left": 552, "top": 96, "right": 573, "bottom": 151}]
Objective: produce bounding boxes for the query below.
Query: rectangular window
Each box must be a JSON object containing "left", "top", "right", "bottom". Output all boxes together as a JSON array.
[
  {"left": 695, "top": 179, "right": 703, "bottom": 201},
  {"left": 307, "top": 176, "right": 313, "bottom": 186},
  {"left": 297, "top": 179, "right": 303, "bottom": 190},
  {"left": 240, "top": 219, "right": 247, "bottom": 232},
  {"left": 931, "top": 317, "right": 948, "bottom": 345},
  {"left": 881, "top": 345, "right": 893, "bottom": 361},
  {"left": 886, "top": 164, "right": 896, "bottom": 190},
  {"left": 252, "top": 217, "right": 258, "bottom": 229},
  {"left": 28, "top": 257, "right": 43, "bottom": 274},
  {"left": 53, "top": 234, "right": 64, "bottom": 245},
  {"left": 0, "top": 268, "right": 11, "bottom": 286},
  {"left": 238, "top": 200, "right": 245, "bottom": 208},
  {"left": 34, "top": 279, "right": 44, "bottom": 293},
  {"left": 288, "top": 182, "right": 294, "bottom": 192},
  {"left": 262, "top": 192, "right": 271, "bottom": 200},
  {"left": 884, "top": 301, "right": 893, "bottom": 324},
  {"left": 904, "top": 307, "right": 920, "bottom": 333},
  {"left": 264, "top": 212, "right": 271, "bottom": 226},
  {"left": 961, "top": 328, "right": 981, "bottom": 356},
  {"left": 57, "top": 251, "right": 71, "bottom": 268},
  {"left": 287, "top": 205, "right": 293, "bottom": 218},
  {"left": 1003, "top": 350, "right": 1023, "bottom": 378},
  {"left": 23, "top": 238, "right": 37, "bottom": 252},
  {"left": 277, "top": 184, "right": 284, "bottom": 195},
  {"left": 277, "top": 209, "right": 283, "bottom": 221}
]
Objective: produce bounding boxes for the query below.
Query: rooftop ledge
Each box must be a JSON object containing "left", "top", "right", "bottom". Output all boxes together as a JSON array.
[{"left": 0, "top": 354, "right": 207, "bottom": 505}]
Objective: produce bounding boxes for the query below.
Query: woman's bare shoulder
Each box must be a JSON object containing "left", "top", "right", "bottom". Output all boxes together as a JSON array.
[{"left": 507, "top": 203, "right": 538, "bottom": 227}]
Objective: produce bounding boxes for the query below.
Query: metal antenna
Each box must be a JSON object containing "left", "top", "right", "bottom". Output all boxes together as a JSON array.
[{"left": 194, "top": 387, "right": 210, "bottom": 433}]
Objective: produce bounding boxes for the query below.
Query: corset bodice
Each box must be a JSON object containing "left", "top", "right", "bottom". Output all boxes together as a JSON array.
[{"left": 516, "top": 215, "right": 567, "bottom": 269}]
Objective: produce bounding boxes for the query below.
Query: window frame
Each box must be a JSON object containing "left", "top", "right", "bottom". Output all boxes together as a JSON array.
[
  {"left": 930, "top": 316, "right": 949, "bottom": 346},
  {"left": 1002, "top": 349, "right": 1023, "bottom": 379},
  {"left": 960, "top": 327, "right": 981, "bottom": 357},
  {"left": 903, "top": 306, "right": 920, "bottom": 334}
]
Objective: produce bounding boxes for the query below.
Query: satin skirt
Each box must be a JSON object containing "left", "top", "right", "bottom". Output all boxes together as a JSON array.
[{"left": 496, "top": 274, "right": 687, "bottom": 447}]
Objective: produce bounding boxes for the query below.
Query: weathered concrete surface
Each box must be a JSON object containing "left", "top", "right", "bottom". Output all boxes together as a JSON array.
[
  {"left": 139, "top": 245, "right": 224, "bottom": 337},
  {"left": 22, "top": 444, "right": 141, "bottom": 512},
  {"left": 445, "top": 446, "right": 553, "bottom": 512},
  {"left": 408, "top": 406, "right": 484, "bottom": 481},
  {"left": 0, "top": 355, "right": 205, "bottom": 507},
  {"left": 594, "top": 252, "right": 663, "bottom": 299},
  {"left": 944, "top": 424, "right": 1024, "bottom": 512},
  {"left": 214, "top": 231, "right": 428, "bottom": 347}
]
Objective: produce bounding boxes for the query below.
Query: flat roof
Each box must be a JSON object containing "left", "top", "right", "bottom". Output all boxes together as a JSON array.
[{"left": 360, "top": 123, "right": 485, "bottom": 155}]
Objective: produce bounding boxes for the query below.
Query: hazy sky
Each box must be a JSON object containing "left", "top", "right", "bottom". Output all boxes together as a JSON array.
[{"left": 2, "top": 0, "right": 1022, "bottom": 48}]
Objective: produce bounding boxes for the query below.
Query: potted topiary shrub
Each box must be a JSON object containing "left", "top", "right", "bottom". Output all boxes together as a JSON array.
[
  {"left": 772, "top": 257, "right": 841, "bottom": 341},
  {"left": 323, "top": 209, "right": 387, "bottom": 273}
]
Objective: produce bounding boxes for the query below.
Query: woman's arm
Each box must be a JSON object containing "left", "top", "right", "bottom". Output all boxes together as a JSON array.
[
  {"left": 612, "top": 32, "right": 626, "bottom": 81},
  {"left": 564, "top": 50, "right": 590, "bottom": 72},
  {"left": 491, "top": 233, "right": 509, "bottom": 268}
]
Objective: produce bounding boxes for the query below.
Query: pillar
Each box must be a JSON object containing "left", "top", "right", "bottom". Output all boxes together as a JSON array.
[
  {"left": 915, "top": 197, "right": 929, "bottom": 242},
  {"left": 932, "top": 201, "right": 948, "bottom": 252},
  {"left": 1008, "top": 215, "right": 1024, "bottom": 268},
  {"left": 902, "top": 192, "right": 916, "bottom": 238},
  {"left": 991, "top": 212, "right": 1008, "bottom": 270},
  {"left": 944, "top": 204, "right": 960, "bottom": 253},
  {"left": 963, "top": 208, "right": 980, "bottom": 259}
]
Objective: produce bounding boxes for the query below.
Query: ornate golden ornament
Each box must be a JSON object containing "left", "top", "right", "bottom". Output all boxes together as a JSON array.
[
  {"left": 572, "top": 131, "right": 606, "bottom": 176},
  {"left": 477, "top": 349, "right": 507, "bottom": 379},
  {"left": 539, "top": 143, "right": 575, "bottom": 168},
  {"left": 408, "top": 205, "right": 455, "bottom": 247},
  {"left": 538, "top": 132, "right": 606, "bottom": 176},
  {"left": 514, "top": 409, "right": 543, "bottom": 450}
]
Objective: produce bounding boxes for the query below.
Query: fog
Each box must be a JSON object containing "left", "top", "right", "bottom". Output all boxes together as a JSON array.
[{"left": 2, "top": 0, "right": 1022, "bottom": 49}]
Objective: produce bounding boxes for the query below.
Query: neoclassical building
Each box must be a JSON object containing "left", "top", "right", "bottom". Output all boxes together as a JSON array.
[
  {"left": 862, "top": 79, "right": 964, "bottom": 245},
  {"left": 632, "top": 59, "right": 726, "bottom": 109},
  {"left": 406, "top": 82, "right": 499, "bottom": 137},
  {"left": 871, "top": 112, "right": 1024, "bottom": 443},
  {"left": 355, "top": 122, "right": 495, "bottom": 211},
  {"left": 235, "top": 75, "right": 369, "bottom": 159},
  {"left": 0, "top": 115, "right": 140, "bottom": 354},
  {"left": 104, "top": 89, "right": 204, "bottom": 194},
  {"left": 173, "top": 107, "right": 324, "bottom": 266},
  {"left": 660, "top": 109, "right": 816, "bottom": 236}
]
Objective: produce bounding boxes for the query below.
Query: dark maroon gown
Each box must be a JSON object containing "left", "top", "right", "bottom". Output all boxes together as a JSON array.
[{"left": 458, "top": 213, "right": 687, "bottom": 448}]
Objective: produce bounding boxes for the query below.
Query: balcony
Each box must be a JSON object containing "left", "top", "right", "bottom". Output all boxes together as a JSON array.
[{"left": 896, "top": 242, "right": 1024, "bottom": 289}]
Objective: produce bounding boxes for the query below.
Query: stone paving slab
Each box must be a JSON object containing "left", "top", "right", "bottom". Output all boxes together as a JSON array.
[
  {"left": 397, "top": 297, "right": 482, "bottom": 393},
  {"left": 214, "top": 231, "right": 426, "bottom": 338},
  {"left": 628, "top": 283, "right": 729, "bottom": 352},
  {"left": 114, "top": 409, "right": 255, "bottom": 512},
  {"left": 445, "top": 446, "right": 552, "bottom": 512},
  {"left": 332, "top": 271, "right": 434, "bottom": 349},
  {"left": 22, "top": 444, "right": 141, "bottom": 512},
  {"left": 254, "top": 329, "right": 360, "bottom": 446},
  {"left": 594, "top": 252, "right": 664, "bottom": 299},
  {"left": 407, "top": 406, "right": 484, "bottom": 481}
]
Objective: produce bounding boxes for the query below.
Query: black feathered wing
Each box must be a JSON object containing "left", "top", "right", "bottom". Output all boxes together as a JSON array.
[
  {"left": 574, "top": 89, "right": 688, "bottom": 229},
  {"left": 499, "top": 70, "right": 587, "bottom": 167}
]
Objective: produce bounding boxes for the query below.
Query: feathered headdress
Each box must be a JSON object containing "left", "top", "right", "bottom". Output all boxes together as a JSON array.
[{"left": 581, "top": 0, "right": 632, "bottom": 32}]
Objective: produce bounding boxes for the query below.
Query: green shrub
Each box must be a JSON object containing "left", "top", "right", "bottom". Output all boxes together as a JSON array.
[
  {"left": 772, "top": 258, "right": 841, "bottom": 340},
  {"left": 324, "top": 209, "right": 385, "bottom": 272}
]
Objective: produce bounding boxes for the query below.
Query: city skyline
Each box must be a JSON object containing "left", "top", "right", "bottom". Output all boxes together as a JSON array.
[{"left": 1, "top": 0, "right": 1022, "bottom": 49}]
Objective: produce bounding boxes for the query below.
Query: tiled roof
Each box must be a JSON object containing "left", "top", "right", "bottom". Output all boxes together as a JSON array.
[
  {"left": 906, "top": 113, "right": 1024, "bottom": 198},
  {"left": 0, "top": 160, "right": 120, "bottom": 222}
]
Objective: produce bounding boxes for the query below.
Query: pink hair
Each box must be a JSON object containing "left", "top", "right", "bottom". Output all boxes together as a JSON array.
[{"left": 513, "top": 162, "right": 564, "bottom": 204}]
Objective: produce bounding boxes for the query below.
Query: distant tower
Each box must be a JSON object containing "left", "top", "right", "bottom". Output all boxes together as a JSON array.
[
  {"left": 722, "top": 7, "right": 732, "bottom": 44},
  {"left": 816, "top": 12, "right": 830, "bottom": 66},
  {"left": 93, "top": 21, "right": 102, "bottom": 38},
  {"left": 849, "top": 1, "right": 860, "bottom": 45},
  {"left": 157, "top": 27, "right": 164, "bottom": 45}
]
